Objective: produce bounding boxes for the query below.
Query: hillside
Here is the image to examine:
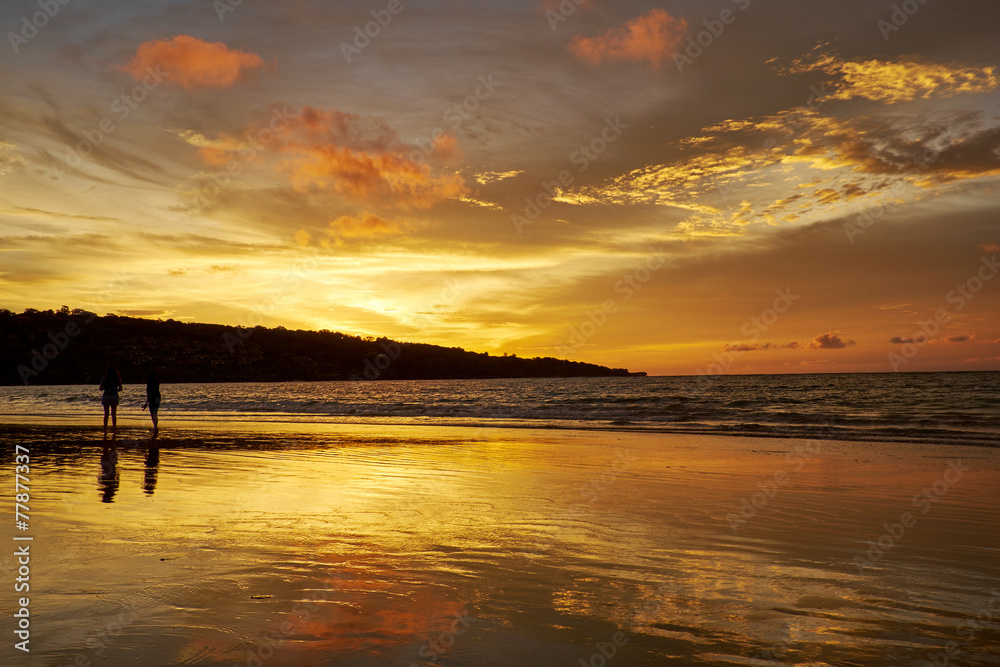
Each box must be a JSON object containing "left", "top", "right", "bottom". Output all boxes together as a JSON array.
[{"left": 0, "top": 308, "right": 643, "bottom": 385}]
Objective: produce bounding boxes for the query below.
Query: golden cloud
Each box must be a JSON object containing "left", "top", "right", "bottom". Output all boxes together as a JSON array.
[
  {"left": 568, "top": 145, "right": 782, "bottom": 210},
  {"left": 473, "top": 169, "right": 523, "bottom": 185},
  {"left": 569, "top": 8, "right": 688, "bottom": 69},
  {"left": 456, "top": 194, "right": 504, "bottom": 211},
  {"left": 0, "top": 140, "right": 22, "bottom": 175},
  {"left": 778, "top": 54, "right": 998, "bottom": 103},
  {"left": 124, "top": 35, "right": 264, "bottom": 90},
  {"left": 559, "top": 98, "right": 1000, "bottom": 234},
  {"left": 324, "top": 212, "right": 427, "bottom": 244}
]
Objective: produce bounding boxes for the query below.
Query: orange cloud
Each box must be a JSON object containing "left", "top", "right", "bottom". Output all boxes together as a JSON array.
[
  {"left": 124, "top": 35, "right": 264, "bottom": 90},
  {"left": 324, "top": 212, "right": 427, "bottom": 244},
  {"left": 980, "top": 242, "right": 1000, "bottom": 252},
  {"left": 197, "top": 147, "right": 231, "bottom": 166},
  {"left": 432, "top": 132, "right": 459, "bottom": 158},
  {"left": 189, "top": 105, "right": 468, "bottom": 209},
  {"left": 281, "top": 144, "right": 467, "bottom": 209},
  {"left": 287, "top": 107, "right": 403, "bottom": 153},
  {"left": 569, "top": 9, "right": 688, "bottom": 69}
]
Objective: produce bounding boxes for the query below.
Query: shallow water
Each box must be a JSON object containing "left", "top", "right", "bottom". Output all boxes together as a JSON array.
[
  {"left": 4, "top": 371, "right": 1000, "bottom": 447},
  {"left": 4, "top": 425, "right": 1000, "bottom": 666}
]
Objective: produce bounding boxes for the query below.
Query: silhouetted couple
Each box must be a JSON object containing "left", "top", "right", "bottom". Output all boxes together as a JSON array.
[{"left": 99, "top": 365, "right": 161, "bottom": 437}]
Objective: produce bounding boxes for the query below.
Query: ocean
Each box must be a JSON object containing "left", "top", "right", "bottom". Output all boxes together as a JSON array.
[
  {"left": 3, "top": 372, "right": 1000, "bottom": 665},
  {"left": 3, "top": 371, "right": 998, "bottom": 446}
]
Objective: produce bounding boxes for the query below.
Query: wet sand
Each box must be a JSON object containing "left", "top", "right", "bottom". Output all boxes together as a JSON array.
[{"left": 2, "top": 422, "right": 999, "bottom": 666}]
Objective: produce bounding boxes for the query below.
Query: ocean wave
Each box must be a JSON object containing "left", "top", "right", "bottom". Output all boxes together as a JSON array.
[{"left": 3, "top": 372, "right": 998, "bottom": 447}]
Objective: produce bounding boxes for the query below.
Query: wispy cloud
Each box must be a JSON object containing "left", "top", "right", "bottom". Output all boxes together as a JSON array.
[
  {"left": 190, "top": 106, "right": 468, "bottom": 210},
  {"left": 323, "top": 212, "right": 429, "bottom": 245},
  {"left": 775, "top": 53, "right": 998, "bottom": 103},
  {"left": 0, "top": 140, "right": 22, "bottom": 175},
  {"left": 725, "top": 333, "right": 854, "bottom": 352}
]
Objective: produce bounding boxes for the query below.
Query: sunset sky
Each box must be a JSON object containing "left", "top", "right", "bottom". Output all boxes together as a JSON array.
[{"left": 2, "top": 0, "right": 999, "bottom": 376}]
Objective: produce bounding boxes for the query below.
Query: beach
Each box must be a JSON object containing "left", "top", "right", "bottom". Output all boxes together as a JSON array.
[{"left": 3, "top": 420, "right": 999, "bottom": 666}]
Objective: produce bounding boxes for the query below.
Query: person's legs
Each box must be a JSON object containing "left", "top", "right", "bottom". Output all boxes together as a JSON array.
[
  {"left": 150, "top": 406, "right": 158, "bottom": 433},
  {"left": 110, "top": 405, "right": 117, "bottom": 434},
  {"left": 103, "top": 404, "right": 110, "bottom": 434}
]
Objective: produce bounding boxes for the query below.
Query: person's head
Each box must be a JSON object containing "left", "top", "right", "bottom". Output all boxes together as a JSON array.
[
  {"left": 146, "top": 369, "right": 158, "bottom": 384},
  {"left": 104, "top": 365, "right": 121, "bottom": 381}
]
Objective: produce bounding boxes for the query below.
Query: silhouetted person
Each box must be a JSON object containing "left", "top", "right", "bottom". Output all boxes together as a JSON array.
[
  {"left": 144, "top": 446, "right": 160, "bottom": 496},
  {"left": 142, "top": 370, "right": 161, "bottom": 435},
  {"left": 99, "top": 442, "right": 119, "bottom": 503},
  {"left": 99, "top": 365, "right": 123, "bottom": 437}
]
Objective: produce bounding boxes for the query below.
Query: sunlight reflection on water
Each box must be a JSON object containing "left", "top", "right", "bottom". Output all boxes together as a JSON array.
[{"left": 7, "top": 425, "right": 1000, "bottom": 666}]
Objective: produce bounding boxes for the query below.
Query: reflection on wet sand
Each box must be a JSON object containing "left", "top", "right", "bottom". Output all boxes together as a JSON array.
[
  {"left": 95, "top": 432, "right": 161, "bottom": 502},
  {"left": 98, "top": 443, "right": 118, "bottom": 503},
  {"left": 11, "top": 425, "right": 1000, "bottom": 666},
  {"left": 144, "top": 446, "right": 159, "bottom": 496}
]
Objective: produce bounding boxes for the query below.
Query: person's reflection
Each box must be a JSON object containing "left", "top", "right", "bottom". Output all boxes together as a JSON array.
[
  {"left": 99, "top": 443, "right": 119, "bottom": 503},
  {"left": 144, "top": 445, "right": 160, "bottom": 495}
]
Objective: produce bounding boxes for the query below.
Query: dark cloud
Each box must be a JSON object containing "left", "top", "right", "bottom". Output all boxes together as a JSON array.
[
  {"left": 116, "top": 309, "right": 168, "bottom": 317},
  {"left": 723, "top": 342, "right": 800, "bottom": 352},
  {"left": 807, "top": 333, "right": 855, "bottom": 349}
]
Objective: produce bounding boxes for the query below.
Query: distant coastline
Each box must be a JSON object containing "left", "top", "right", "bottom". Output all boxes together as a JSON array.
[{"left": 0, "top": 308, "right": 643, "bottom": 385}]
